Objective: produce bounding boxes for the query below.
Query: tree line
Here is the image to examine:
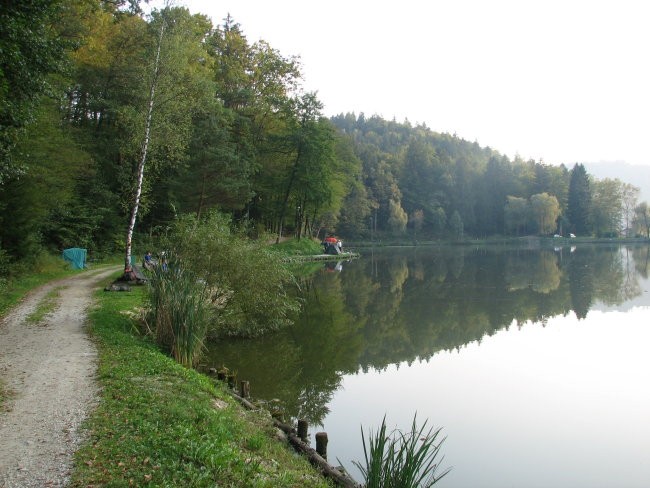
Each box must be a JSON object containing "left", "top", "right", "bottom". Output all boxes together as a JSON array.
[
  {"left": 331, "top": 114, "right": 649, "bottom": 240},
  {"left": 1, "top": 1, "right": 649, "bottom": 275}
]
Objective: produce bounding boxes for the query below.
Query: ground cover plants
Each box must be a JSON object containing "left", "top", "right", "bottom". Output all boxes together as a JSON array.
[{"left": 72, "top": 281, "right": 332, "bottom": 487}]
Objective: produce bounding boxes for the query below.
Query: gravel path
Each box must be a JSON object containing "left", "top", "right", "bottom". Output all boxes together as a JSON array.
[{"left": 0, "top": 267, "right": 119, "bottom": 488}]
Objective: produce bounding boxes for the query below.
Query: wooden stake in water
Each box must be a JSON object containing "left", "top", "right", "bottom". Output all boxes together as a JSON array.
[
  {"left": 315, "top": 432, "right": 328, "bottom": 460},
  {"left": 298, "top": 419, "right": 308, "bottom": 442},
  {"left": 239, "top": 380, "right": 250, "bottom": 399}
]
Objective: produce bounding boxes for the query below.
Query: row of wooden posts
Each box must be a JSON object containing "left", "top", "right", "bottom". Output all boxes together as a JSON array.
[{"left": 211, "top": 368, "right": 359, "bottom": 488}]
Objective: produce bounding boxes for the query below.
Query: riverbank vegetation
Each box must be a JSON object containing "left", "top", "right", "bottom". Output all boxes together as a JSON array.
[
  {"left": 144, "top": 211, "right": 301, "bottom": 366},
  {"left": 72, "top": 280, "right": 332, "bottom": 488},
  {"left": 353, "top": 416, "right": 449, "bottom": 488}
]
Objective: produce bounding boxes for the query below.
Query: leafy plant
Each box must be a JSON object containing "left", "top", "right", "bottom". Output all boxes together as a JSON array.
[
  {"left": 158, "top": 211, "right": 300, "bottom": 338},
  {"left": 352, "top": 415, "right": 450, "bottom": 488}
]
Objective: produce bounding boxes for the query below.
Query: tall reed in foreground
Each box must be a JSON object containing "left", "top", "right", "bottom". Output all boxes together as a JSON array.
[
  {"left": 146, "top": 263, "right": 211, "bottom": 368},
  {"left": 352, "top": 415, "right": 450, "bottom": 488}
]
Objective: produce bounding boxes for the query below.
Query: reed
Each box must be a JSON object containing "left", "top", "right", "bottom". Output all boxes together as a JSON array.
[
  {"left": 146, "top": 263, "right": 210, "bottom": 368},
  {"left": 353, "top": 415, "right": 450, "bottom": 488}
]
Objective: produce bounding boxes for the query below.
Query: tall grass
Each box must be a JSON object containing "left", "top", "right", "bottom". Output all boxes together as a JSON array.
[
  {"left": 353, "top": 415, "right": 450, "bottom": 488},
  {"left": 146, "top": 264, "right": 211, "bottom": 368}
]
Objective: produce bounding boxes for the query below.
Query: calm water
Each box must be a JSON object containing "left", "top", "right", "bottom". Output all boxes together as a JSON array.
[{"left": 204, "top": 244, "right": 650, "bottom": 487}]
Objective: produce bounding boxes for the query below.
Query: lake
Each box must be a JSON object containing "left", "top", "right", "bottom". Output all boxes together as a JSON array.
[{"left": 204, "top": 243, "right": 650, "bottom": 487}]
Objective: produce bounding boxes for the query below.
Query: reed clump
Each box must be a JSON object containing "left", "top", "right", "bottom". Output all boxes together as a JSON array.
[
  {"left": 146, "top": 263, "right": 211, "bottom": 368},
  {"left": 352, "top": 415, "right": 450, "bottom": 488}
]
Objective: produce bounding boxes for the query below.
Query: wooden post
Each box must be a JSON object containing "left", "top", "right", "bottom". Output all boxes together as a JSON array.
[
  {"left": 226, "top": 373, "right": 236, "bottom": 389},
  {"left": 217, "top": 370, "right": 226, "bottom": 382},
  {"left": 239, "top": 380, "right": 250, "bottom": 399},
  {"left": 315, "top": 432, "right": 328, "bottom": 460},
  {"left": 297, "top": 419, "right": 308, "bottom": 442}
]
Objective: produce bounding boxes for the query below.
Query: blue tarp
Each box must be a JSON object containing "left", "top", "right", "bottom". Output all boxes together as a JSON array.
[{"left": 62, "top": 248, "right": 87, "bottom": 269}]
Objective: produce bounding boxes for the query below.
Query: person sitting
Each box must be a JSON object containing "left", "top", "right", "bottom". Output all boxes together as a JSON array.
[
  {"left": 322, "top": 236, "right": 337, "bottom": 254},
  {"left": 143, "top": 251, "right": 155, "bottom": 270}
]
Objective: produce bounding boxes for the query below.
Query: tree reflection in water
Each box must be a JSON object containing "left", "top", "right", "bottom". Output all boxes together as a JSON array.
[{"left": 204, "top": 244, "right": 650, "bottom": 425}]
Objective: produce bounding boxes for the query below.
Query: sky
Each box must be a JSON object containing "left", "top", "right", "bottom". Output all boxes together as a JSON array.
[{"left": 154, "top": 0, "right": 650, "bottom": 167}]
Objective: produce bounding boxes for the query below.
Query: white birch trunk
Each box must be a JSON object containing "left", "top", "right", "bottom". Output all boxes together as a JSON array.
[{"left": 124, "top": 16, "right": 166, "bottom": 271}]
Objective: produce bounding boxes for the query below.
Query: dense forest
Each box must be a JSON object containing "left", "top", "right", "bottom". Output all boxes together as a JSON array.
[{"left": 2, "top": 1, "right": 649, "bottom": 275}]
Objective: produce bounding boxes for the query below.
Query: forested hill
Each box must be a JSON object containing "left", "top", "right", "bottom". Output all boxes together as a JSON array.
[
  {"left": 330, "top": 113, "right": 646, "bottom": 239},
  {"left": 1, "top": 2, "right": 648, "bottom": 271}
]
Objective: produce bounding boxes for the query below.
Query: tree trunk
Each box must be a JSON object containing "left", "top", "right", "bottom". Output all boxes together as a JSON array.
[
  {"left": 124, "top": 15, "right": 166, "bottom": 271},
  {"left": 276, "top": 145, "right": 302, "bottom": 244}
]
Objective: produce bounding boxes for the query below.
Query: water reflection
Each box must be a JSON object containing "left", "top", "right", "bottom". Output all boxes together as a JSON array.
[{"left": 204, "top": 245, "right": 650, "bottom": 425}]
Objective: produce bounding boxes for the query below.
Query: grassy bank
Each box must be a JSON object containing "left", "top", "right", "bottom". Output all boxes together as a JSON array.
[
  {"left": 0, "top": 253, "right": 80, "bottom": 316},
  {"left": 72, "top": 278, "right": 332, "bottom": 487},
  {"left": 270, "top": 237, "right": 324, "bottom": 256}
]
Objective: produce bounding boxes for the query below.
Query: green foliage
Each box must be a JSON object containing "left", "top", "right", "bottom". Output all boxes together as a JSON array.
[
  {"left": 504, "top": 196, "right": 530, "bottom": 235},
  {"left": 352, "top": 415, "right": 450, "bottom": 488},
  {"left": 387, "top": 199, "right": 408, "bottom": 234},
  {"left": 0, "top": 252, "right": 77, "bottom": 316},
  {"left": 634, "top": 202, "right": 650, "bottom": 238},
  {"left": 530, "top": 192, "right": 560, "bottom": 235},
  {"left": 0, "top": 0, "right": 72, "bottom": 181},
  {"left": 568, "top": 163, "right": 592, "bottom": 235},
  {"left": 448, "top": 211, "right": 464, "bottom": 239},
  {"left": 591, "top": 178, "right": 624, "bottom": 237},
  {"left": 159, "top": 211, "right": 300, "bottom": 338},
  {"left": 270, "top": 237, "right": 323, "bottom": 256},
  {"left": 0, "top": 97, "right": 96, "bottom": 258}
]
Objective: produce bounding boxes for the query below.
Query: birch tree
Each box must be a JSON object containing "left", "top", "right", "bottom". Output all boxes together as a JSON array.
[
  {"left": 124, "top": 8, "right": 165, "bottom": 270},
  {"left": 122, "top": 6, "right": 214, "bottom": 270}
]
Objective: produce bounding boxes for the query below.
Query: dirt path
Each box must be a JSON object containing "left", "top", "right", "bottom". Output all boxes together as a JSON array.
[{"left": 0, "top": 267, "right": 119, "bottom": 488}]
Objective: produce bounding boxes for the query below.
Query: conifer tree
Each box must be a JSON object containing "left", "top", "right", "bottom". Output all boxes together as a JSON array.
[{"left": 567, "top": 163, "right": 592, "bottom": 235}]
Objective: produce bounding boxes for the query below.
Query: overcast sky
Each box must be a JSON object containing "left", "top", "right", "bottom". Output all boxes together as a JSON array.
[{"left": 158, "top": 0, "right": 650, "bottom": 167}]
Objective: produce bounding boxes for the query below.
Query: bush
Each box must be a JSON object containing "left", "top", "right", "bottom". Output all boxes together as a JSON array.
[{"left": 156, "top": 211, "right": 300, "bottom": 338}]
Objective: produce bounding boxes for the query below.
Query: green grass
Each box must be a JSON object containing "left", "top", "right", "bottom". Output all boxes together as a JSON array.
[
  {"left": 25, "top": 287, "right": 62, "bottom": 324},
  {"left": 270, "top": 237, "right": 324, "bottom": 256},
  {"left": 0, "top": 254, "right": 80, "bottom": 316},
  {"left": 71, "top": 278, "right": 333, "bottom": 488}
]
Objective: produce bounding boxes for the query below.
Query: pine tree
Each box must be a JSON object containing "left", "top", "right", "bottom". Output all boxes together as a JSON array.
[{"left": 567, "top": 163, "right": 591, "bottom": 235}]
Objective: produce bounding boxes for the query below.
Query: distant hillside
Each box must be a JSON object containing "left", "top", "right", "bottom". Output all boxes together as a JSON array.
[{"left": 582, "top": 161, "right": 650, "bottom": 202}]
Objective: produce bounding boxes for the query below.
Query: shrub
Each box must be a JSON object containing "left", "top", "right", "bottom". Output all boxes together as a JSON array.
[{"left": 156, "top": 211, "right": 300, "bottom": 338}]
